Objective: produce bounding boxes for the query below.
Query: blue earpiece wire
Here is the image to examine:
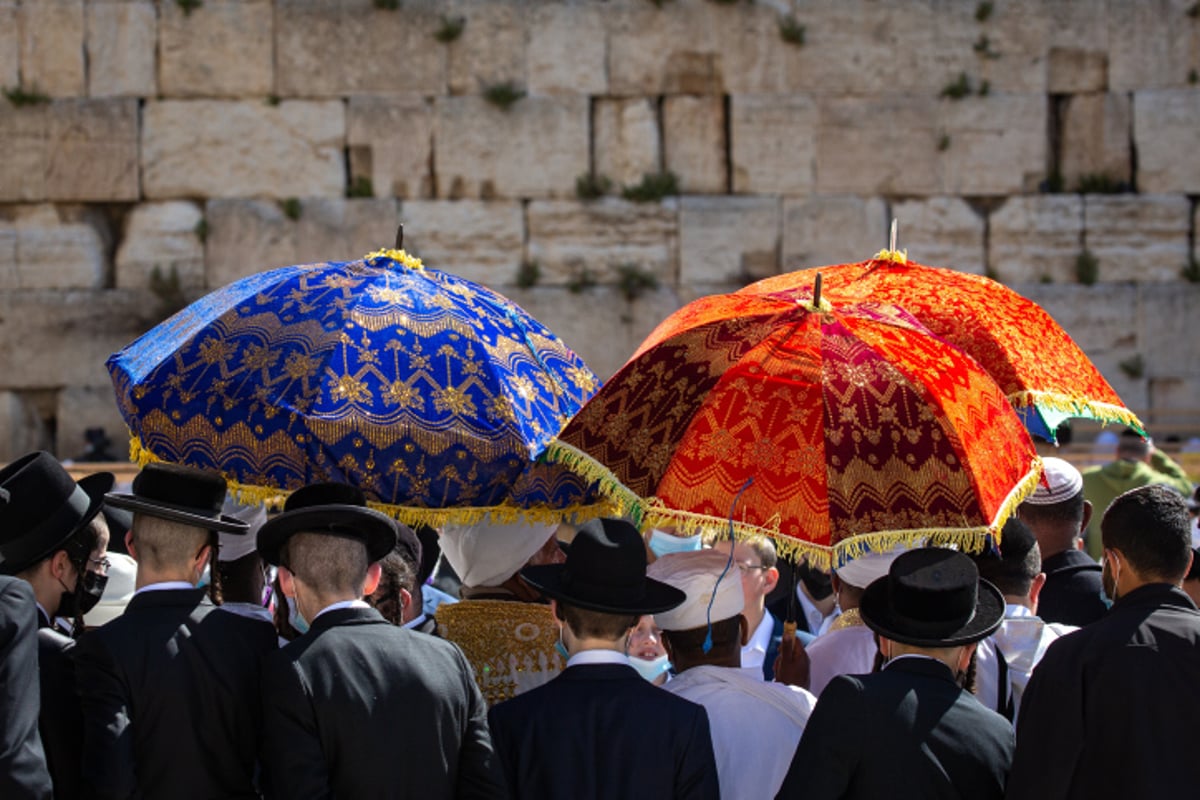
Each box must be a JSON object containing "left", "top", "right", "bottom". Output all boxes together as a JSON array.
[{"left": 703, "top": 476, "right": 755, "bottom": 654}]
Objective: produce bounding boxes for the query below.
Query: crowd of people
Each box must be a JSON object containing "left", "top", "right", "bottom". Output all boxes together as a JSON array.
[{"left": 0, "top": 440, "right": 1198, "bottom": 799}]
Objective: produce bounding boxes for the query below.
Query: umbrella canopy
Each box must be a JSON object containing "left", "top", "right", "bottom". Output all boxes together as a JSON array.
[
  {"left": 740, "top": 249, "right": 1142, "bottom": 443},
  {"left": 109, "top": 248, "right": 608, "bottom": 527},
  {"left": 545, "top": 287, "right": 1042, "bottom": 568}
]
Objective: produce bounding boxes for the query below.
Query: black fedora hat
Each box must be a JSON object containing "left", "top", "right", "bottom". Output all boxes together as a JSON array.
[
  {"left": 257, "top": 482, "right": 398, "bottom": 567},
  {"left": 0, "top": 452, "right": 111, "bottom": 576},
  {"left": 859, "top": 548, "right": 1004, "bottom": 648},
  {"left": 105, "top": 462, "right": 248, "bottom": 535},
  {"left": 522, "top": 517, "right": 686, "bottom": 615}
]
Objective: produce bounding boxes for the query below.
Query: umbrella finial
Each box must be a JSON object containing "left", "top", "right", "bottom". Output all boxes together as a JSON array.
[
  {"left": 890, "top": 218, "right": 898, "bottom": 253},
  {"left": 813, "top": 272, "right": 823, "bottom": 307},
  {"left": 873, "top": 218, "right": 908, "bottom": 265},
  {"left": 395, "top": 223, "right": 404, "bottom": 251},
  {"left": 803, "top": 273, "right": 832, "bottom": 313}
]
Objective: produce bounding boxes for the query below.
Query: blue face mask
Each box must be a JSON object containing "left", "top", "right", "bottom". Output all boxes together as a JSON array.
[
  {"left": 629, "top": 654, "right": 671, "bottom": 683},
  {"left": 287, "top": 596, "right": 310, "bottom": 635},
  {"left": 647, "top": 529, "right": 703, "bottom": 559},
  {"left": 197, "top": 564, "right": 210, "bottom": 589}
]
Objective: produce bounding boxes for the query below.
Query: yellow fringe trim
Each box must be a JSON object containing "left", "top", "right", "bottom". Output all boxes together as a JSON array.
[
  {"left": 540, "top": 440, "right": 644, "bottom": 522},
  {"left": 365, "top": 248, "right": 424, "bottom": 271},
  {"left": 873, "top": 248, "right": 908, "bottom": 265},
  {"left": 1007, "top": 390, "right": 1145, "bottom": 434}
]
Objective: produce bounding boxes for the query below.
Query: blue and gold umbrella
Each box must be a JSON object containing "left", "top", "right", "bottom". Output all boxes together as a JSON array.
[{"left": 108, "top": 248, "right": 608, "bottom": 526}]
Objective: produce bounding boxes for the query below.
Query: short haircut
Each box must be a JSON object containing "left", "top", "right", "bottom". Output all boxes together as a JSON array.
[
  {"left": 282, "top": 532, "right": 369, "bottom": 598},
  {"left": 1018, "top": 490, "right": 1086, "bottom": 529},
  {"left": 1101, "top": 485, "right": 1192, "bottom": 582},
  {"left": 215, "top": 551, "right": 264, "bottom": 604},
  {"left": 554, "top": 601, "right": 638, "bottom": 642},
  {"left": 702, "top": 531, "right": 777, "bottom": 570},
  {"left": 660, "top": 616, "right": 741, "bottom": 655},
  {"left": 131, "top": 514, "right": 210, "bottom": 572},
  {"left": 974, "top": 518, "right": 1041, "bottom": 597}
]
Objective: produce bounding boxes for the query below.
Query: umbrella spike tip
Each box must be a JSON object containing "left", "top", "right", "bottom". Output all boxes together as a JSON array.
[{"left": 394, "top": 223, "right": 404, "bottom": 250}]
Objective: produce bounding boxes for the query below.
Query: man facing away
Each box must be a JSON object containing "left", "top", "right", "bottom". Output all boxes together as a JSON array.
[
  {"left": 1006, "top": 485, "right": 1200, "bottom": 799},
  {"left": 72, "top": 462, "right": 277, "bottom": 800},
  {"left": 649, "top": 550, "right": 815, "bottom": 800},
  {"left": 258, "top": 483, "right": 503, "bottom": 799},
  {"left": 776, "top": 548, "right": 1014, "bottom": 800},
  {"left": 1016, "top": 457, "right": 1107, "bottom": 627},
  {"left": 488, "top": 517, "right": 719, "bottom": 800},
  {"left": 0, "top": 570, "right": 53, "bottom": 800}
]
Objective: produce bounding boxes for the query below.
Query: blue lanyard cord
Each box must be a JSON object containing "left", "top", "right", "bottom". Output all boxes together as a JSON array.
[{"left": 703, "top": 477, "right": 755, "bottom": 654}]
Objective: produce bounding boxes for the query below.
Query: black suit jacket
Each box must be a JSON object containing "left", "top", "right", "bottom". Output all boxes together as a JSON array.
[
  {"left": 1037, "top": 549, "right": 1107, "bottom": 627},
  {"left": 0, "top": 576, "right": 52, "bottom": 800},
  {"left": 776, "top": 657, "right": 1014, "bottom": 800},
  {"left": 487, "top": 661, "right": 720, "bottom": 800},
  {"left": 72, "top": 587, "right": 277, "bottom": 799},
  {"left": 260, "top": 605, "right": 503, "bottom": 800},
  {"left": 1007, "top": 583, "right": 1200, "bottom": 799},
  {"left": 36, "top": 610, "right": 83, "bottom": 799}
]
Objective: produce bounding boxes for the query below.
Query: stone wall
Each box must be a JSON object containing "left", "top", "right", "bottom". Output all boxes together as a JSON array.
[{"left": 1, "top": 0, "right": 1199, "bottom": 460}]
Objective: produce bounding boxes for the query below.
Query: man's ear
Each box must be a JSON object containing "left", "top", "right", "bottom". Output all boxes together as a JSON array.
[
  {"left": 362, "top": 562, "right": 383, "bottom": 596},
  {"left": 1080, "top": 501, "right": 1093, "bottom": 537},
  {"left": 957, "top": 642, "right": 977, "bottom": 673},
  {"left": 763, "top": 566, "right": 780, "bottom": 595},
  {"left": 278, "top": 565, "right": 297, "bottom": 599},
  {"left": 125, "top": 529, "right": 137, "bottom": 561},
  {"left": 49, "top": 550, "right": 73, "bottom": 581},
  {"left": 1029, "top": 572, "right": 1047, "bottom": 609}
]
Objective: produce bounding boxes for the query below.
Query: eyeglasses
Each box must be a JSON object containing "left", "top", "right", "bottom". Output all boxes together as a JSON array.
[
  {"left": 88, "top": 556, "right": 112, "bottom": 575},
  {"left": 735, "top": 561, "right": 770, "bottom": 575}
]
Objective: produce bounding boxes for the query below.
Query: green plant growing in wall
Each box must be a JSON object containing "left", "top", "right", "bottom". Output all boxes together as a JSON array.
[
  {"left": 1182, "top": 258, "right": 1200, "bottom": 283},
  {"left": 150, "top": 266, "right": 188, "bottom": 320},
  {"left": 937, "top": 133, "right": 951, "bottom": 152},
  {"left": 483, "top": 83, "right": 526, "bottom": 111},
  {"left": 617, "top": 264, "right": 659, "bottom": 302},
  {"left": 516, "top": 261, "right": 541, "bottom": 289},
  {"left": 347, "top": 176, "right": 375, "bottom": 198},
  {"left": 194, "top": 218, "right": 209, "bottom": 244},
  {"left": 575, "top": 173, "right": 613, "bottom": 201},
  {"left": 265, "top": 94, "right": 281, "bottom": 106},
  {"left": 434, "top": 15, "right": 466, "bottom": 43},
  {"left": 280, "top": 198, "right": 302, "bottom": 221},
  {"left": 622, "top": 172, "right": 679, "bottom": 203},
  {"left": 1041, "top": 170, "right": 1065, "bottom": 194},
  {"left": 940, "top": 73, "right": 972, "bottom": 100},
  {"left": 2, "top": 86, "right": 50, "bottom": 107},
  {"left": 972, "top": 34, "right": 1001, "bottom": 59},
  {"left": 567, "top": 268, "right": 597, "bottom": 294},
  {"left": 1075, "top": 249, "right": 1099, "bottom": 285},
  {"left": 1190, "top": 69, "right": 1198, "bottom": 85},
  {"left": 1075, "top": 173, "right": 1126, "bottom": 194},
  {"left": 779, "top": 15, "right": 806, "bottom": 46},
  {"left": 975, "top": 1, "right": 994, "bottom": 22},
  {"left": 176, "top": 0, "right": 202, "bottom": 16},
  {"left": 1118, "top": 354, "right": 1145, "bottom": 380},
  {"left": 977, "top": 80, "right": 991, "bottom": 96},
  {"left": 374, "top": 0, "right": 399, "bottom": 9},
  {"left": 1188, "top": 2, "right": 1200, "bottom": 18}
]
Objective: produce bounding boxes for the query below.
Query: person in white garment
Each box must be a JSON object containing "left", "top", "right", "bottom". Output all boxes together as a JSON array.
[
  {"left": 649, "top": 550, "right": 816, "bottom": 800},
  {"left": 972, "top": 518, "right": 1075, "bottom": 724}
]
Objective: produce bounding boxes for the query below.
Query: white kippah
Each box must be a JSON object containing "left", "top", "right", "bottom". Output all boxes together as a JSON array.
[
  {"left": 835, "top": 548, "right": 906, "bottom": 590},
  {"left": 1023, "top": 457, "right": 1083, "bottom": 506},
  {"left": 648, "top": 550, "right": 744, "bottom": 632},
  {"left": 440, "top": 514, "right": 557, "bottom": 588},
  {"left": 217, "top": 497, "right": 267, "bottom": 562}
]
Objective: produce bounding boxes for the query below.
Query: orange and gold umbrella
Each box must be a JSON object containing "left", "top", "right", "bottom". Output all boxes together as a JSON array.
[
  {"left": 545, "top": 287, "right": 1042, "bottom": 568},
  {"left": 740, "top": 249, "right": 1142, "bottom": 444}
]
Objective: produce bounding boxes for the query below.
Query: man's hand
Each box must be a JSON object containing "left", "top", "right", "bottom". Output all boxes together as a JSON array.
[{"left": 773, "top": 624, "right": 810, "bottom": 689}]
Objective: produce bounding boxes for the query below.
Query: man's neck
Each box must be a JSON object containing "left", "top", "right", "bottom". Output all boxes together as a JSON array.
[
  {"left": 135, "top": 570, "right": 195, "bottom": 590},
  {"left": 743, "top": 602, "right": 765, "bottom": 634},
  {"left": 673, "top": 650, "right": 740, "bottom": 672}
]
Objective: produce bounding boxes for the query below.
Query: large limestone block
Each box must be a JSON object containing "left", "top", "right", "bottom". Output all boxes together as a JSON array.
[
  {"left": 0, "top": 391, "right": 52, "bottom": 462},
  {"left": 1047, "top": 48, "right": 1109, "bottom": 93},
  {"left": 434, "top": 96, "right": 588, "bottom": 200},
  {"left": 446, "top": 3, "right": 525, "bottom": 95},
  {"left": 397, "top": 200, "right": 524, "bottom": 289},
  {"left": 0, "top": 205, "right": 106, "bottom": 290},
  {"left": 595, "top": 98, "right": 661, "bottom": 191},
  {"left": 815, "top": 95, "right": 939, "bottom": 195},
  {"left": 1148, "top": 378, "right": 1200, "bottom": 422},
  {"left": 18, "top": 0, "right": 85, "bottom": 96},
  {"left": 891, "top": 198, "right": 985, "bottom": 274},
  {"left": 931, "top": 0, "right": 1052, "bottom": 94},
  {"left": 205, "top": 197, "right": 398, "bottom": 288},
  {"left": 1108, "top": 0, "right": 1196, "bottom": 91},
  {"left": 115, "top": 202, "right": 206, "bottom": 291},
  {"left": 347, "top": 96, "right": 434, "bottom": 200},
  {"left": 275, "top": 0, "right": 445, "bottom": 96},
  {"left": 606, "top": 7, "right": 726, "bottom": 95},
  {"left": 159, "top": 0, "right": 273, "bottom": 97},
  {"left": 940, "top": 94, "right": 1047, "bottom": 195},
  {"left": 0, "top": 289, "right": 153, "bottom": 389},
  {"left": 86, "top": 1, "right": 156, "bottom": 97},
  {"left": 1135, "top": 91, "right": 1200, "bottom": 194},
  {"left": 46, "top": 99, "right": 140, "bottom": 201},
  {"left": 1139, "top": 283, "right": 1200, "bottom": 376},
  {"left": 989, "top": 196, "right": 1084, "bottom": 284},
  {"left": 782, "top": 195, "right": 890, "bottom": 270},
  {"left": 731, "top": 94, "right": 816, "bottom": 195},
  {"left": 527, "top": 5, "right": 606, "bottom": 95},
  {"left": 1084, "top": 195, "right": 1191, "bottom": 283},
  {"left": 527, "top": 199, "right": 678, "bottom": 287},
  {"left": 1060, "top": 93, "right": 1131, "bottom": 189},
  {"left": 143, "top": 100, "right": 346, "bottom": 199},
  {"left": 0, "top": 3, "right": 17, "bottom": 88},
  {"left": 0, "top": 105, "right": 51, "bottom": 202},
  {"left": 663, "top": 96, "right": 726, "bottom": 194},
  {"left": 679, "top": 197, "right": 778, "bottom": 285},
  {"left": 55, "top": 386, "right": 128, "bottom": 461}
]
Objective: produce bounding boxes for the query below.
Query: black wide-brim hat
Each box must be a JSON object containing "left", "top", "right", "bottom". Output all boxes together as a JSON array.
[
  {"left": 859, "top": 547, "right": 1005, "bottom": 648},
  {"left": 257, "top": 482, "right": 397, "bottom": 567},
  {"left": 522, "top": 517, "right": 686, "bottom": 615},
  {"left": 0, "top": 452, "right": 112, "bottom": 576},
  {"left": 105, "top": 462, "right": 249, "bottom": 534}
]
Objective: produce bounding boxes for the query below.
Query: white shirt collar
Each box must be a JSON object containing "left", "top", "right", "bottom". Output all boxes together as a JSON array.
[
  {"left": 566, "top": 649, "right": 630, "bottom": 668},
  {"left": 796, "top": 586, "right": 833, "bottom": 633},
  {"left": 313, "top": 599, "right": 370, "bottom": 621},
  {"left": 134, "top": 581, "right": 196, "bottom": 596},
  {"left": 740, "top": 609, "right": 776, "bottom": 673},
  {"left": 1005, "top": 603, "right": 1034, "bottom": 618},
  {"left": 402, "top": 612, "right": 428, "bottom": 630},
  {"left": 35, "top": 602, "right": 49, "bottom": 623}
]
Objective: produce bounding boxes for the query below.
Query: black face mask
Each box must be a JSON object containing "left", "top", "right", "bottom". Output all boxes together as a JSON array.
[
  {"left": 796, "top": 562, "right": 834, "bottom": 601},
  {"left": 58, "top": 570, "right": 108, "bottom": 618}
]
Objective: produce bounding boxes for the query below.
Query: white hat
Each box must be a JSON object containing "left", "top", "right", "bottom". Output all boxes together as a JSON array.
[
  {"left": 835, "top": 548, "right": 909, "bottom": 590},
  {"left": 440, "top": 514, "right": 558, "bottom": 589},
  {"left": 217, "top": 497, "right": 267, "bottom": 562},
  {"left": 83, "top": 552, "right": 137, "bottom": 628},
  {"left": 648, "top": 551, "right": 744, "bottom": 632},
  {"left": 1023, "top": 457, "right": 1083, "bottom": 506}
]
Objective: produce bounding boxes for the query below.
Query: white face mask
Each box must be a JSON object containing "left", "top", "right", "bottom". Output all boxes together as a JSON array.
[
  {"left": 629, "top": 654, "right": 672, "bottom": 682},
  {"left": 647, "top": 529, "right": 703, "bottom": 559}
]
